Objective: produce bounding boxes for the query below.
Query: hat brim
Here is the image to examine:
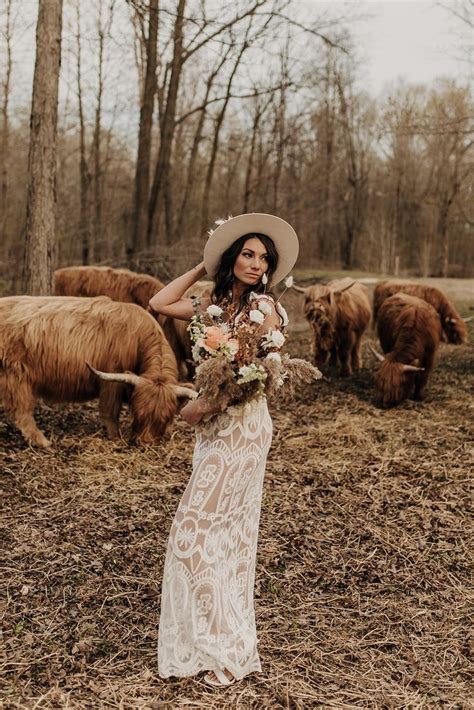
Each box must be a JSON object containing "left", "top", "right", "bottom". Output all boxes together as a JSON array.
[{"left": 203, "top": 213, "right": 299, "bottom": 287}]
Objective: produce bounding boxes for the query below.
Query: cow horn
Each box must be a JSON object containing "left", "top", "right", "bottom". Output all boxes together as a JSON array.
[
  {"left": 462, "top": 316, "right": 474, "bottom": 323},
  {"left": 401, "top": 363, "right": 425, "bottom": 372},
  {"left": 368, "top": 343, "right": 385, "bottom": 362},
  {"left": 291, "top": 284, "right": 306, "bottom": 293},
  {"left": 173, "top": 385, "right": 198, "bottom": 399},
  {"left": 330, "top": 278, "right": 356, "bottom": 295},
  {"left": 86, "top": 362, "right": 143, "bottom": 386}
]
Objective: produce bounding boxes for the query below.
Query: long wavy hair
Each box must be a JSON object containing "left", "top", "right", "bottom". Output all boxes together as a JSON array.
[{"left": 212, "top": 233, "right": 279, "bottom": 310}]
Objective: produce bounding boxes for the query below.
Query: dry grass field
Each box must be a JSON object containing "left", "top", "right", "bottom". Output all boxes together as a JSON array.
[{"left": 1, "top": 278, "right": 473, "bottom": 708}]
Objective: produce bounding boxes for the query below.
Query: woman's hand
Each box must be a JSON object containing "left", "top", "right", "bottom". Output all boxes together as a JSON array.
[
  {"left": 180, "top": 399, "right": 205, "bottom": 425},
  {"left": 180, "top": 397, "right": 221, "bottom": 425}
]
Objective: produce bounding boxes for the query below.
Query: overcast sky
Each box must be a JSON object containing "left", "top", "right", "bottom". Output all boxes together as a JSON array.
[
  {"left": 3, "top": 0, "right": 470, "bottom": 124},
  {"left": 351, "top": 0, "right": 470, "bottom": 93}
]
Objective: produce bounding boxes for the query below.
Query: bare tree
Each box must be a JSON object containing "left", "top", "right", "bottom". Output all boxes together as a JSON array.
[
  {"left": 23, "top": 0, "right": 63, "bottom": 295},
  {"left": 75, "top": 1, "right": 92, "bottom": 265},
  {"left": 130, "top": 0, "right": 159, "bottom": 260},
  {"left": 147, "top": 0, "right": 187, "bottom": 246},
  {"left": 0, "top": 0, "right": 13, "bottom": 246}
]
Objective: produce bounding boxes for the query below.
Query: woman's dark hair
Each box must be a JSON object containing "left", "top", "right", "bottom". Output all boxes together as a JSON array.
[{"left": 212, "top": 233, "right": 278, "bottom": 309}]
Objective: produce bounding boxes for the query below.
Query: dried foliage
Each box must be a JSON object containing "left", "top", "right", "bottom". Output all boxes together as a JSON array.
[{"left": 0, "top": 306, "right": 472, "bottom": 708}]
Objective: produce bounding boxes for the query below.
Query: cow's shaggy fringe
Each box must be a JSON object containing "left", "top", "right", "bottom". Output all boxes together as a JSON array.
[{"left": 374, "top": 279, "right": 468, "bottom": 344}]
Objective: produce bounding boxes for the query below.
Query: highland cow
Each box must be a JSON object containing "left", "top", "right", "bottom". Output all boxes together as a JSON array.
[
  {"left": 54, "top": 265, "right": 212, "bottom": 378},
  {"left": 293, "top": 278, "right": 372, "bottom": 376},
  {"left": 373, "top": 280, "right": 468, "bottom": 345},
  {"left": 0, "top": 296, "right": 195, "bottom": 447},
  {"left": 372, "top": 293, "right": 442, "bottom": 407}
]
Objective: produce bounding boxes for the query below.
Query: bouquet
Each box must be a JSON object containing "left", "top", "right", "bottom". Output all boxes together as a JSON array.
[{"left": 188, "top": 278, "right": 322, "bottom": 414}]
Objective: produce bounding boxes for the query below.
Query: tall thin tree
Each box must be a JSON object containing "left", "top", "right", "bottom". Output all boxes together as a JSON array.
[{"left": 23, "top": 0, "right": 63, "bottom": 295}]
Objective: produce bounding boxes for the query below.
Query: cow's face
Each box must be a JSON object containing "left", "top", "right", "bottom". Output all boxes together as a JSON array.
[
  {"left": 304, "top": 293, "right": 335, "bottom": 364},
  {"left": 131, "top": 380, "right": 178, "bottom": 442},
  {"left": 444, "top": 316, "right": 467, "bottom": 345},
  {"left": 374, "top": 361, "right": 416, "bottom": 407}
]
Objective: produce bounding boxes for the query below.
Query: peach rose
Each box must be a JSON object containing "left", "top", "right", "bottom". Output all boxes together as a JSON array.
[{"left": 203, "top": 325, "right": 230, "bottom": 351}]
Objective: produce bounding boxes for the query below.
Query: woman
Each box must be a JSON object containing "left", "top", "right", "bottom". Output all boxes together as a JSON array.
[{"left": 150, "top": 213, "right": 299, "bottom": 687}]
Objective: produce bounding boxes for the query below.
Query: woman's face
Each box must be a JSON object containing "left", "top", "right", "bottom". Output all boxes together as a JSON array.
[{"left": 232, "top": 237, "right": 269, "bottom": 287}]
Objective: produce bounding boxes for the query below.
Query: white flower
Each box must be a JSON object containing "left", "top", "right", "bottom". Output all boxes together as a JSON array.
[
  {"left": 249, "top": 309, "right": 265, "bottom": 324},
  {"left": 249, "top": 291, "right": 259, "bottom": 302},
  {"left": 265, "top": 351, "right": 282, "bottom": 364},
  {"left": 257, "top": 300, "right": 272, "bottom": 315},
  {"left": 261, "top": 273, "right": 268, "bottom": 285},
  {"left": 236, "top": 363, "right": 267, "bottom": 384},
  {"left": 214, "top": 218, "right": 226, "bottom": 226},
  {"left": 262, "top": 329, "right": 285, "bottom": 349},
  {"left": 270, "top": 330, "right": 285, "bottom": 347},
  {"left": 206, "top": 304, "right": 223, "bottom": 317},
  {"left": 284, "top": 275, "right": 294, "bottom": 288}
]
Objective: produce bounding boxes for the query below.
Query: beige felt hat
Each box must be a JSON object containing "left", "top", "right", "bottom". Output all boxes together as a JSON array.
[{"left": 203, "top": 213, "right": 299, "bottom": 287}]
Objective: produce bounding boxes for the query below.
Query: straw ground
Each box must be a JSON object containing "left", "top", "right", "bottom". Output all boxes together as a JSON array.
[{"left": 1, "top": 284, "right": 472, "bottom": 708}]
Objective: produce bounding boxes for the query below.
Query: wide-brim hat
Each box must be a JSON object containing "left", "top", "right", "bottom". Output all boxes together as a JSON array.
[{"left": 203, "top": 213, "right": 299, "bottom": 287}]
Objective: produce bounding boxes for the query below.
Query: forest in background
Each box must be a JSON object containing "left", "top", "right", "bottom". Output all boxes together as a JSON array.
[{"left": 0, "top": 0, "right": 473, "bottom": 294}]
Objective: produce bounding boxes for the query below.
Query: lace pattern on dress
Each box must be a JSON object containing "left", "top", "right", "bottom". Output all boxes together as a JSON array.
[{"left": 157, "top": 397, "right": 272, "bottom": 679}]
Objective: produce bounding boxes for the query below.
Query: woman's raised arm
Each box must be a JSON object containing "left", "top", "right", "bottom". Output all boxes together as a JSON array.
[{"left": 148, "top": 261, "right": 210, "bottom": 321}]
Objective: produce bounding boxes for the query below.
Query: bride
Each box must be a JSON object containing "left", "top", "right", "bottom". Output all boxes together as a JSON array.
[{"left": 149, "top": 213, "right": 299, "bottom": 687}]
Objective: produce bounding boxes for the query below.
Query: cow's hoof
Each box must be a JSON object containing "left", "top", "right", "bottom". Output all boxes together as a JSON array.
[{"left": 29, "top": 434, "right": 52, "bottom": 448}]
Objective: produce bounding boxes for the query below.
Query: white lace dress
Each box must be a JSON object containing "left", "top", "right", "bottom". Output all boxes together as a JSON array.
[{"left": 158, "top": 394, "right": 273, "bottom": 680}]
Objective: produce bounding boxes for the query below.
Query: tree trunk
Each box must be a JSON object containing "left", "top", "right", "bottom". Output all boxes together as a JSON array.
[
  {"left": 75, "top": 1, "right": 92, "bottom": 265},
  {"left": 23, "top": 0, "right": 63, "bottom": 295},
  {"left": 92, "top": 9, "right": 104, "bottom": 263},
  {"left": 0, "top": 0, "right": 12, "bottom": 248},
  {"left": 130, "top": 0, "right": 159, "bottom": 261},
  {"left": 147, "top": 0, "right": 186, "bottom": 247}
]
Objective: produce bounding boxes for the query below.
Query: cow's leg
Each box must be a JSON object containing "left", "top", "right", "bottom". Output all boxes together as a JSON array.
[
  {"left": 338, "top": 338, "right": 353, "bottom": 377},
  {"left": 7, "top": 384, "right": 51, "bottom": 447},
  {"left": 351, "top": 336, "right": 362, "bottom": 371},
  {"left": 98, "top": 382, "right": 123, "bottom": 438},
  {"left": 413, "top": 359, "right": 432, "bottom": 401},
  {"left": 329, "top": 346, "right": 338, "bottom": 368}
]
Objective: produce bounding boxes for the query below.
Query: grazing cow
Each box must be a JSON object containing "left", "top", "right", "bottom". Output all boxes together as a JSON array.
[
  {"left": 293, "top": 278, "right": 372, "bottom": 376},
  {"left": 0, "top": 296, "right": 195, "bottom": 448},
  {"left": 54, "top": 265, "right": 212, "bottom": 378},
  {"left": 373, "top": 279, "right": 468, "bottom": 345},
  {"left": 372, "top": 293, "right": 442, "bottom": 407}
]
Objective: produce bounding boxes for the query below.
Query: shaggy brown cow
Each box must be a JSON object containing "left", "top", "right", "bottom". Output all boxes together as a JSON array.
[
  {"left": 54, "top": 265, "right": 166, "bottom": 313},
  {"left": 372, "top": 293, "right": 442, "bottom": 406},
  {"left": 373, "top": 279, "right": 468, "bottom": 345},
  {"left": 0, "top": 296, "right": 195, "bottom": 447},
  {"left": 54, "top": 265, "right": 211, "bottom": 378},
  {"left": 293, "top": 278, "right": 372, "bottom": 376}
]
